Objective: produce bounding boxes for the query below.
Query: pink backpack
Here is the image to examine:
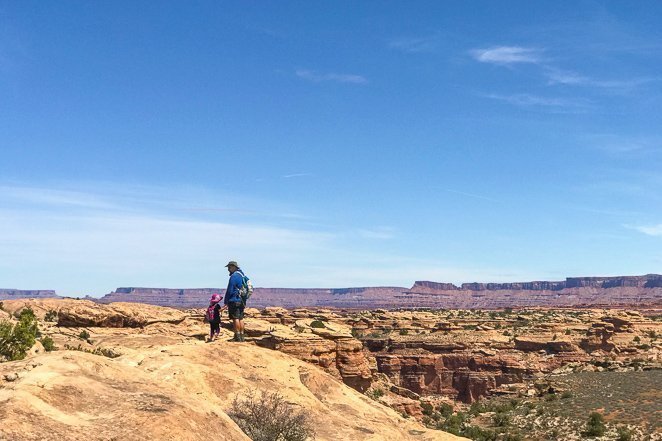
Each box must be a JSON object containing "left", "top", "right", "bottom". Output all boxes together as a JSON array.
[{"left": 207, "top": 294, "right": 221, "bottom": 321}]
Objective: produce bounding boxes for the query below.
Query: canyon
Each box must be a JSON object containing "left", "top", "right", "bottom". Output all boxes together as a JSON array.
[{"left": 2, "top": 298, "right": 660, "bottom": 440}]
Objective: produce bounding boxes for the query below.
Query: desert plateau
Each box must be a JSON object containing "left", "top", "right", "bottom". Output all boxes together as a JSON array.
[{"left": 1, "top": 295, "right": 660, "bottom": 440}]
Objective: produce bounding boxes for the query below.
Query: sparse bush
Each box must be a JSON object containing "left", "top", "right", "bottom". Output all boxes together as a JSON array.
[
  {"left": 79, "top": 330, "right": 90, "bottom": 340},
  {"left": 438, "top": 403, "right": 454, "bottom": 418},
  {"left": 41, "top": 336, "right": 56, "bottom": 351},
  {"left": 229, "top": 389, "right": 315, "bottom": 441},
  {"left": 367, "top": 387, "right": 384, "bottom": 400},
  {"left": 0, "top": 301, "right": 4, "bottom": 311},
  {"left": 616, "top": 426, "right": 632, "bottom": 441},
  {"left": 492, "top": 411, "right": 510, "bottom": 427},
  {"left": 64, "top": 343, "right": 120, "bottom": 358},
  {"left": 561, "top": 391, "right": 573, "bottom": 399},
  {"left": 583, "top": 412, "right": 606, "bottom": 437},
  {"left": 399, "top": 328, "right": 409, "bottom": 335},
  {"left": 44, "top": 310, "right": 58, "bottom": 322},
  {"left": 633, "top": 336, "right": 641, "bottom": 343},
  {"left": 350, "top": 328, "right": 363, "bottom": 339},
  {"left": 565, "top": 329, "right": 572, "bottom": 335},
  {"left": 0, "top": 307, "right": 38, "bottom": 361},
  {"left": 421, "top": 402, "right": 433, "bottom": 416}
]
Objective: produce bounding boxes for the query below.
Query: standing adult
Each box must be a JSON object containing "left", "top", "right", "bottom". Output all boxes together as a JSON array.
[{"left": 223, "top": 260, "right": 247, "bottom": 342}]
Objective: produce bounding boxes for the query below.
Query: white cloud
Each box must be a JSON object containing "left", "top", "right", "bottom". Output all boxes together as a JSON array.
[
  {"left": 282, "top": 173, "right": 313, "bottom": 179},
  {"left": 470, "top": 46, "right": 542, "bottom": 65},
  {"left": 357, "top": 227, "right": 395, "bottom": 240},
  {"left": 544, "top": 68, "right": 656, "bottom": 91},
  {"left": 295, "top": 69, "right": 368, "bottom": 84},
  {"left": 629, "top": 224, "right": 662, "bottom": 237},
  {"left": 483, "top": 93, "right": 591, "bottom": 112}
]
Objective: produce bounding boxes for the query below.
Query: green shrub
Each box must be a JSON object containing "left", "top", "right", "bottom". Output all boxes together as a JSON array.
[
  {"left": 492, "top": 411, "right": 510, "bottom": 427},
  {"left": 79, "top": 330, "right": 91, "bottom": 340},
  {"left": 399, "top": 328, "right": 409, "bottom": 335},
  {"left": 41, "top": 336, "right": 57, "bottom": 352},
  {"left": 309, "top": 320, "right": 325, "bottom": 329},
  {"left": 633, "top": 336, "right": 641, "bottom": 343},
  {"left": 367, "top": 387, "right": 384, "bottom": 400},
  {"left": 0, "top": 308, "right": 39, "bottom": 361},
  {"left": 421, "top": 402, "right": 433, "bottom": 416},
  {"left": 438, "top": 403, "right": 454, "bottom": 418},
  {"left": 44, "top": 310, "right": 58, "bottom": 322},
  {"left": 565, "top": 329, "right": 572, "bottom": 335},
  {"left": 561, "top": 391, "right": 573, "bottom": 399},
  {"left": 583, "top": 412, "right": 606, "bottom": 437},
  {"left": 616, "top": 426, "right": 632, "bottom": 441}
]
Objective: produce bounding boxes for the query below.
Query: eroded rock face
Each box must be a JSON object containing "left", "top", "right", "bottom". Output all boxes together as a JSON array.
[
  {"left": 374, "top": 352, "right": 530, "bottom": 403},
  {"left": 256, "top": 330, "right": 372, "bottom": 392}
]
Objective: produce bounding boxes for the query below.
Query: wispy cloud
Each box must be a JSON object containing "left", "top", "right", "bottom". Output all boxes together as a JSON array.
[
  {"left": 627, "top": 224, "right": 662, "bottom": 237},
  {"left": 357, "top": 227, "right": 396, "bottom": 240},
  {"left": 282, "top": 173, "right": 313, "bottom": 179},
  {"left": 584, "top": 134, "right": 662, "bottom": 155},
  {"left": 544, "top": 68, "right": 656, "bottom": 91},
  {"left": 483, "top": 93, "right": 591, "bottom": 112},
  {"left": 470, "top": 46, "right": 543, "bottom": 65},
  {"left": 389, "top": 35, "right": 439, "bottom": 53},
  {"left": 295, "top": 69, "right": 367, "bottom": 84},
  {"left": 444, "top": 189, "right": 499, "bottom": 203}
]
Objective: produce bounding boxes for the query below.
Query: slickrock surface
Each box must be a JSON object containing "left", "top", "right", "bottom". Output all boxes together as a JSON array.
[
  {"left": 0, "top": 299, "right": 465, "bottom": 441},
  {"left": 93, "top": 274, "right": 662, "bottom": 309}
]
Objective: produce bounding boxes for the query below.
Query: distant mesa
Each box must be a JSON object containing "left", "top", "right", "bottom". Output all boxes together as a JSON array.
[
  {"left": 96, "top": 274, "right": 662, "bottom": 309},
  {"left": 2, "top": 274, "right": 661, "bottom": 309},
  {"left": 0, "top": 289, "right": 59, "bottom": 301},
  {"left": 411, "top": 274, "right": 662, "bottom": 291}
]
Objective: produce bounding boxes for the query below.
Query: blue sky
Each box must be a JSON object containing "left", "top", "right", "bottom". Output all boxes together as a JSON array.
[{"left": 1, "top": 1, "right": 661, "bottom": 296}]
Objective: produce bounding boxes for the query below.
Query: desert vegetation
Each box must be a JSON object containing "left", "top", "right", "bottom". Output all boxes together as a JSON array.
[
  {"left": 0, "top": 307, "right": 38, "bottom": 361},
  {"left": 228, "top": 389, "right": 315, "bottom": 441}
]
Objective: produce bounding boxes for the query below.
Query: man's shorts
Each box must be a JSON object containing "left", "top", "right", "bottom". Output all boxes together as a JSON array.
[{"left": 228, "top": 301, "right": 245, "bottom": 320}]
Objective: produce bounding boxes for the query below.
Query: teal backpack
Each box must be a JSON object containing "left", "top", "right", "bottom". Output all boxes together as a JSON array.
[{"left": 237, "top": 271, "right": 254, "bottom": 305}]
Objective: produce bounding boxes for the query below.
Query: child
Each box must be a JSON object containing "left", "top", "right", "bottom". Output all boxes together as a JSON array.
[{"left": 206, "top": 294, "right": 222, "bottom": 342}]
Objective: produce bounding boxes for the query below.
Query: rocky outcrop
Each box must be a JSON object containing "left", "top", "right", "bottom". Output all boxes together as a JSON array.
[
  {"left": 1, "top": 299, "right": 186, "bottom": 327},
  {"left": 255, "top": 322, "right": 372, "bottom": 392},
  {"left": 0, "top": 301, "right": 463, "bottom": 441},
  {"left": 513, "top": 337, "right": 580, "bottom": 353},
  {"left": 374, "top": 353, "right": 530, "bottom": 403}
]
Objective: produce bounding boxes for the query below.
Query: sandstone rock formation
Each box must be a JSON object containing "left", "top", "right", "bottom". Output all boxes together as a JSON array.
[{"left": 0, "top": 299, "right": 465, "bottom": 441}]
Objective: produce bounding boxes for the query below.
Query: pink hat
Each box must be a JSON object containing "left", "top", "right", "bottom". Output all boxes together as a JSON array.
[{"left": 210, "top": 294, "right": 221, "bottom": 303}]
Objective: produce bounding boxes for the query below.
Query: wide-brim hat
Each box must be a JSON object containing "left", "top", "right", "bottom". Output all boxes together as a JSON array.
[{"left": 225, "top": 260, "right": 239, "bottom": 268}]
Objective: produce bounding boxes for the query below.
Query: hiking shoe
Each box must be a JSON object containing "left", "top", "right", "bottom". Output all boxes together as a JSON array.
[
  {"left": 238, "top": 334, "right": 245, "bottom": 342},
  {"left": 229, "top": 333, "right": 240, "bottom": 342}
]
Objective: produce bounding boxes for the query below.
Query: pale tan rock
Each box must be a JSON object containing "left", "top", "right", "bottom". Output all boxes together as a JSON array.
[{"left": 0, "top": 320, "right": 465, "bottom": 441}]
